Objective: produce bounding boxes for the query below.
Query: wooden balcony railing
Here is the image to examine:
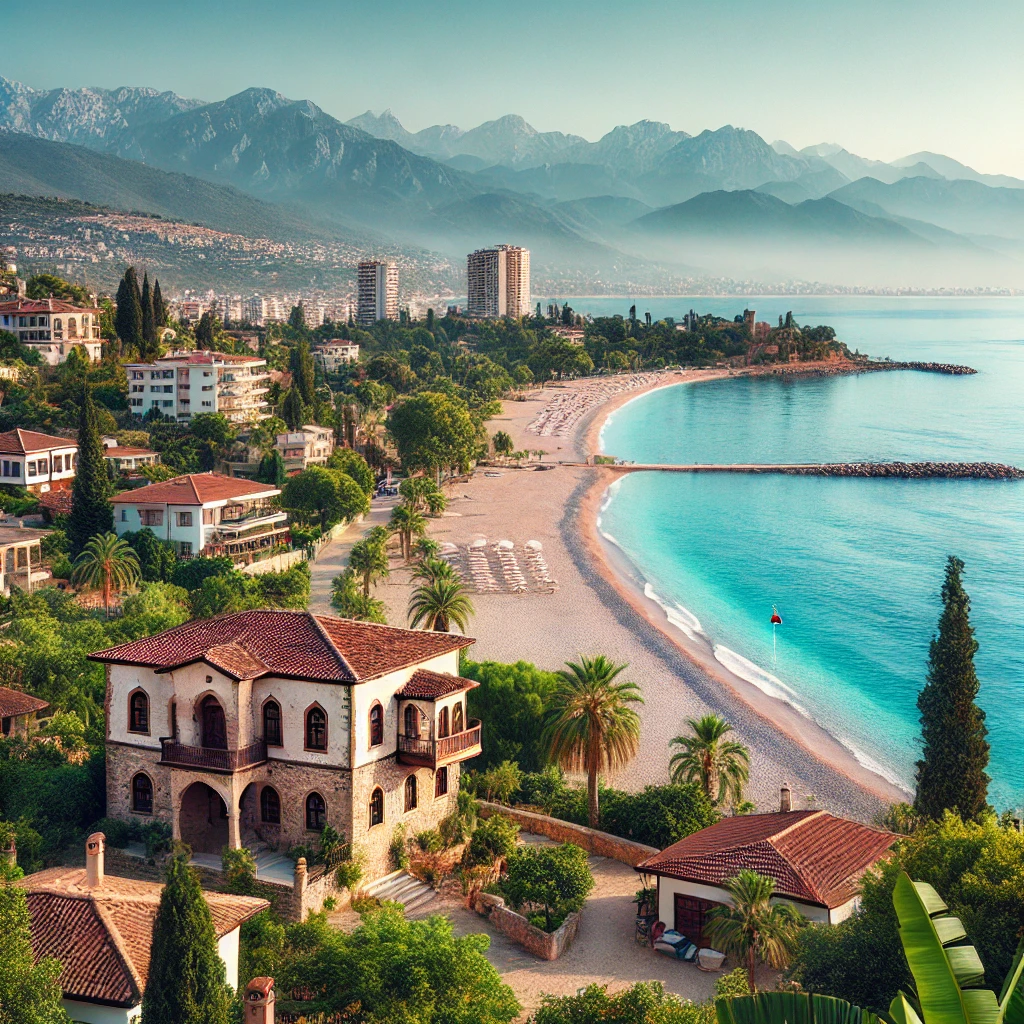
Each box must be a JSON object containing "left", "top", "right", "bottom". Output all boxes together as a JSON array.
[
  {"left": 160, "top": 738, "right": 267, "bottom": 772},
  {"left": 397, "top": 721, "right": 481, "bottom": 766}
]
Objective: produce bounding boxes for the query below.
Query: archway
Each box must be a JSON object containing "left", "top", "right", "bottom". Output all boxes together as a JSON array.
[{"left": 179, "top": 782, "right": 229, "bottom": 854}]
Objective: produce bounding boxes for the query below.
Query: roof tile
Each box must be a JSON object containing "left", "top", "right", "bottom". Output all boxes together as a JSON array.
[
  {"left": 397, "top": 669, "right": 480, "bottom": 700},
  {"left": 0, "top": 686, "right": 49, "bottom": 718},
  {"left": 0, "top": 428, "right": 77, "bottom": 455},
  {"left": 109, "top": 473, "right": 279, "bottom": 505}
]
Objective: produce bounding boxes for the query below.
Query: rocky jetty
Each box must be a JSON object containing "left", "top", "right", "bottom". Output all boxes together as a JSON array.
[
  {"left": 863, "top": 361, "right": 977, "bottom": 375},
  {"left": 776, "top": 462, "right": 1021, "bottom": 480}
]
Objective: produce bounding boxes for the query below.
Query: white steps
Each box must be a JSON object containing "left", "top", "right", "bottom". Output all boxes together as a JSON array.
[{"left": 363, "top": 870, "right": 437, "bottom": 913}]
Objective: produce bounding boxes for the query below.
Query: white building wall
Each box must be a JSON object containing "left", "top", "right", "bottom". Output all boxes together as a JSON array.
[
  {"left": 656, "top": 877, "right": 830, "bottom": 929},
  {"left": 61, "top": 999, "right": 139, "bottom": 1024},
  {"left": 250, "top": 677, "right": 351, "bottom": 767}
]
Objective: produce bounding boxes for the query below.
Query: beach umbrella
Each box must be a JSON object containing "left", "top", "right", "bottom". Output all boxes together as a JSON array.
[{"left": 770, "top": 606, "right": 782, "bottom": 664}]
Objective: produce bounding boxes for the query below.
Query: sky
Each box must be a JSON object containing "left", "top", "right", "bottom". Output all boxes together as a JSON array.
[{"left": 4, "top": 0, "right": 1024, "bottom": 176}]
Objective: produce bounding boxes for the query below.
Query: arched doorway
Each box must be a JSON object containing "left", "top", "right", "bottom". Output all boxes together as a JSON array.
[
  {"left": 200, "top": 696, "right": 227, "bottom": 749},
  {"left": 179, "top": 782, "right": 229, "bottom": 854}
]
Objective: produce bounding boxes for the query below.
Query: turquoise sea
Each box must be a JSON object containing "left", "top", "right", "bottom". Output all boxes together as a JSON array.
[{"left": 581, "top": 297, "right": 1024, "bottom": 810}]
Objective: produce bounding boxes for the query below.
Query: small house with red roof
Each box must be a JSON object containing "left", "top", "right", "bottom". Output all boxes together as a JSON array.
[
  {"left": 636, "top": 791, "right": 897, "bottom": 943},
  {"left": 90, "top": 610, "right": 483, "bottom": 881},
  {"left": 0, "top": 298, "right": 102, "bottom": 365},
  {"left": 0, "top": 428, "right": 78, "bottom": 493},
  {"left": 111, "top": 472, "right": 285, "bottom": 559}
]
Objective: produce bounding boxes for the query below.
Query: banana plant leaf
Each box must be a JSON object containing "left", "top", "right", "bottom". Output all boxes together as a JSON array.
[
  {"left": 998, "top": 941, "right": 1024, "bottom": 1024},
  {"left": 716, "top": 992, "right": 882, "bottom": 1024}
]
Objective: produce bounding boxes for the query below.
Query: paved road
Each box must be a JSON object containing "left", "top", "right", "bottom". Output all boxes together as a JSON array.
[{"left": 308, "top": 495, "right": 399, "bottom": 614}]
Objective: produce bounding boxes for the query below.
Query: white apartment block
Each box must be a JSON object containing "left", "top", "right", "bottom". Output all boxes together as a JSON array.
[
  {"left": 357, "top": 261, "right": 399, "bottom": 325},
  {"left": 0, "top": 299, "right": 102, "bottom": 365},
  {"left": 276, "top": 425, "right": 335, "bottom": 473},
  {"left": 126, "top": 351, "right": 270, "bottom": 425},
  {"left": 466, "top": 245, "right": 530, "bottom": 319},
  {"left": 242, "top": 295, "right": 266, "bottom": 326},
  {"left": 312, "top": 339, "right": 360, "bottom": 372}
]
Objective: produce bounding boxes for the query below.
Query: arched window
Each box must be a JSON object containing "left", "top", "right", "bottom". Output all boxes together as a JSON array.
[
  {"left": 403, "top": 704, "right": 420, "bottom": 739},
  {"left": 53, "top": 318, "right": 62, "bottom": 334},
  {"left": 68, "top": 317, "right": 78, "bottom": 338},
  {"left": 129, "top": 691, "right": 149, "bottom": 734},
  {"left": 404, "top": 774, "right": 417, "bottom": 812},
  {"left": 263, "top": 700, "right": 282, "bottom": 746},
  {"left": 261, "top": 786, "right": 281, "bottom": 824},
  {"left": 132, "top": 773, "right": 153, "bottom": 813},
  {"left": 368, "top": 702, "right": 383, "bottom": 747},
  {"left": 369, "top": 787, "right": 384, "bottom": 827},
  {"left": 452, "top": 702, "right": 464, "bottom": 734},
  {"left": 437, "top": 706, "right": 449, "bottom": 739},
  {"left": 201, "top": 695, "right": 227, "bottom": 749},
  {"left": 305, "top": 705, "right": 327, "bottom": 751},
  {"left": 435, "top": 766, "right": 449, "bottom": 798},
  {"left": 305, "top": 792, "right": 326, "bottom": 831}
]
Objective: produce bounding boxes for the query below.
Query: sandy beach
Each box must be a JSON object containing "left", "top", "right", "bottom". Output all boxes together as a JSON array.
[{"left": 323, "top": 367, "right": 910, "bottom": 822}]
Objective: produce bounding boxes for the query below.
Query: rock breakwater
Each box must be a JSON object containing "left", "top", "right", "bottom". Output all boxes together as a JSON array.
[{"left": 775, "top": 462, "right": 1020, "bottom": 479}]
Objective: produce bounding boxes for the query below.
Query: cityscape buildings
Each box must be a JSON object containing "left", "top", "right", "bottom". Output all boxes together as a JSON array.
[
  {"left": 466, "top": 245, "right": 530, "bottom": 319},
  {"left": 357, "top": 260, "right": 399, "bottom": 324}
]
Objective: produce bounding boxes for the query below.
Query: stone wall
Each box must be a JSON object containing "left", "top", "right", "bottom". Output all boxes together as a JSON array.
[
  {"left": 477, "top": 802, "right": 659, "bottom": 867},
  {"left": 106, "top": 742, "right": 171, "bottom": 823},
  {"left": 474, "top": 892, "right": 581, "bottom": 961}
]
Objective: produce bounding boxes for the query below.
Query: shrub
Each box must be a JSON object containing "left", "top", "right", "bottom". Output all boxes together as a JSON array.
[
  {"left": 529, "top": 982, "right": 714, "bottom": 1024},
  {"left": 479, "top": 760, "right": 523, "bottom": 804},
  {"left": 468, "top": 813, "right": 520, "bottom": 866},
  {"left": 416, "top": 829, "right": 443, "bottom": 854},
  {"left": 51, "top": 555, "right": 73, "bottom": 580},
  {"left": 390, "top": 824, "right": 409, "bottom": 871},
  {"left": 500, "top": 842, "right": 594, "bottom": 931},
  {"left": 222, "top": 846, "right": 257, "bottom": 889},
  {"left": 715, "top": 967, "right": 751, "bottom": 999},
  {"left": 335, "top": 859, "right": 363, "bottom": 892},
  {"left": 599, "top": 783, "right": 719, "bottom": 849}
]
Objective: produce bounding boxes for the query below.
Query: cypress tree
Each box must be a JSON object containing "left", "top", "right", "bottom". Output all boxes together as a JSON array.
[
  {"left": 115, "top": 267, "right": 144, "bottom": 355},
  {"left": 289, "top": 339, "right": 315, "bottom": 406},
  {"left": 152, "top": 278, "right": 166, "bottom": 327},
  {"left": 141, "top": 271, "right": 157, "bottom": 358},
  {"left": 914, "top": 555, "right": 990, "bottom": 821},
  {"left": 68, "top": 382, "right": 113, "bottom": 558},
  {"left": 256, "top": 449, "right": 286, "bottom": 487},
  {"left": 141, "top": 852, "right": 230, "bottom": 1024},
  {"left": 281, "top": 386, "right": 306, "bottom": 430}
]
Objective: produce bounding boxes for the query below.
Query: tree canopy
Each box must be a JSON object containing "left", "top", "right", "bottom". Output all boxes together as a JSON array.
[{"left": 387, "top": 391, "right": 478, "bottom": 477}]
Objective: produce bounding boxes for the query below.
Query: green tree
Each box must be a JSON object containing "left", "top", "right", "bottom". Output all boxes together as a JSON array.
[
  {"left": 914, "top": 556, "right": 990, "bottom": 821},
  {"left": 152, "top": 278, "right": 166, "bottom": 328},
  {"left": 398, "top": 475, "right": 447, "bottom": 515},
  {"left": 500, "top": 842, "right": 594, "bottom": 931},
  {"left": 0, "top": 881, "right": 69, "bottom": 1024},
  {"left": 492, "top": 431, "right": 514, "bottom": 458},
  {"left": 255, "top": 449, "right": 286, "bottom": 487},
  {"left": 598, "top": 783, "right": 718, "bottom": 849},
  {"left": 387, "top": 391, "right": 478, "bottom": 479},
  {"left": 288, "top": 303, "right": 306, "bottom": 331},
  {"left": 67, "top": 382, "right": 113, "bottom": 558},
  {"left": 289, "top": 339, "right": 315, "bottom": 406},
  {"left": 388, "top": 502, "right": 427, "bottom": 561},
  {"left": 194, "top": 310, "right": 217, "bottom": 349},
  {"left": 531, "top": 982, "right": 712, "bottom": 1024},
  {"left": 140, "top": 271, "right": 157, "bottom": 359},
  {"left": 280, "top": 466, "right": 369, "bottom": 530},
  {"left": 669, "top": 714, "right": 750, "bottom": 808},
  {"left": 410, "top": 556, "right": 456, "bottom": 586},
  {"left": 330, "top": 570, "right": 387, "bottom": 623},
  {"left": 26, "top": 272, "right": 90, "bottom": 305},
  {"left": 115, "top": 267, "right": 143, "bottom": 354},
  {"left": 542, "top": 656, "right": 643, "bottom": 828},
  {"left": 141, "top": 852, "right": 230, "bottom": 1024},
  {"left": 705, "top": 870, "right": 804, "bottom": 992},
  {"left": 407, "top": 577, "right": 474, "bottom": 633},
  {"left": 121, "top": 528, "right": 176, "bottom": 583},
  {"left": 72, "top": 532, "right": 141, "bottom": 617},
  {"left": 280, "top": 386, "right": 307, "bottom": 430},
  {"left": 347, "top": 537, "right": 390, "bottom": 597},
  {"left": 326, "top": 447, "right": 374, "bottom": 496}
]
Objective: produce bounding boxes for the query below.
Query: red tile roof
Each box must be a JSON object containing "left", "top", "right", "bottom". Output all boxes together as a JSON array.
[
  {"left": 152, "top": 351, "right": 264, "bottom": 365},
  {"left": 102, "top": 446, "right": 159, "bottom": 458},
  {"left": 91, "top": 610, "right": 474, "bottom": 683},
  {"left": 0, "top": 686, "right": 48, "bottom": 718},
  {"left": 397, "top": 669, "right": 479, "bottom": 700},
  {"left": 0, "top": 299, "right": 96, "bottom": 314},
  {"left": 109, "top": 473, "right": 279, "bottom": 505},
  {"left": 636, "top": 811, "right": 897, "bottom": 908},
  {"left": 24, "top": 867, "right": 268, "bottom": 1008},
  {"left": 0, "top": 428, "right": 77, "bottom": 455}
]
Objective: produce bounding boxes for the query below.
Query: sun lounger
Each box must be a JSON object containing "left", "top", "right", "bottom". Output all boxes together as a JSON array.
[{"left": 653, "top": 929, "right": 699, "bottom": 962}]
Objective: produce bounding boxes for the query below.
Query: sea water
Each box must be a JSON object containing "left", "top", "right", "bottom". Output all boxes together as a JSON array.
[{"left": 589, "top": 297, "right": 1024, "bottom": 809}]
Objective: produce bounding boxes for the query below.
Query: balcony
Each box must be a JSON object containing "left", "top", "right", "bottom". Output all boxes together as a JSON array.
[
  {"left": 160, "top": 738, "right": 267, "bottom": 773},
  {"left": 397, "top": 720, "right": 482, "bottom": 768}
]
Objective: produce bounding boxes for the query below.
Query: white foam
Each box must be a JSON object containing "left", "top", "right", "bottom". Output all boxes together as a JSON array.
[
  {"left": 713, "top": 645, "right": 809, "bottom": 718},
  {"left": 836, "top": 736, "right": 910, "bottom": 790},
  {"left": 644, "top": 583, "right": 706, "bottom": 642},
  {"left": 600, "top": 477, "right": 623, "bottom": 514}
]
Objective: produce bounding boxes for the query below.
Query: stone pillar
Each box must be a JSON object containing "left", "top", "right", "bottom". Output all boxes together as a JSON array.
[
  {"left": 228, "top": 809, "right": 242, "bottom": 850},
  {"left": 2, "top": 837, "right": 16, "bottom": 870},
  {"left": 244, "top": 977, "right": 275, "bottom": 1024},
  {"left": 294, "top": 857, "right": 307, "bottom": 921}
]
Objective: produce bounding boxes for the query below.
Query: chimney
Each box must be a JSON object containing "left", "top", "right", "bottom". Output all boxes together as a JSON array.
[
  {"left": 85, "top": 832, "right": 105, "bottom": 888},
  {"left": 779, "top": 784, "right": 792, "bottom": 813},
  {"left": 245, "top": 977, "right": 275, "bottom": 1024},
  {"left": 3, "top": 836, "right": 15, "bottom": 869}
]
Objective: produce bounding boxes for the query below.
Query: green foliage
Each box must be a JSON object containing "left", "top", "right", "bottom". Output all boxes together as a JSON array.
[
  {"left": 280, "top": 386, "right": 308, "bottom": 430},
  {"left": 121, "top": 527, "right": 177, "bottom": 583},
  {"left": 416, "top": 829, "right": 443, "bottom": 854},
  {"left": 789, "top": 812, "right": 1024, "bottom": 1011},
  {"left": 289, "top": 338, "right": 316, "bottom": 406},
  {"left": 334, "top": 858, "right": 363, "bottom": 891},
  {"left": 387, "top": 391, "right": 478, "bottom": 476},
  {"left": 346, "top": 536, "right": 390, "bottom": 598},
  {"left": 141, "top": 853, "right": 231, "bottom": 1024},
  {"left": 89, "top": 816, "right": 171, "bottom": 858},
  {"left": 462, "top": 658, "right": 558, "bottom": 772},
  {"left": 67, "top": 382, "right": 113, "bottom": 557},
  {"left": 407, "top": 576, "right": 474, "bottom": 633},
  {"left": 669, "top": 713, "right": 750, "bottom": 807},
  {"left": 71, "top": 531, "right": 141, "bottom": 615},
  {"left": 26, "top": 272, "right": 90, "bottom": 305},
  {"left": 914, "top": 556, "right": 990, "bottom": 821},
  {"left": 477, "top": 760, "right": 523, "bottom": 804},
  {"left": 600, "top": 783, "right": 720, "bottom": 848},
  {"left": 222, "top": 846, "right": 257, "bottom": 889},
  {"left": 330, "top": 569, "right": 387, "bottom": 623},
  {"left": 115, "top": 266, "right": 143, "bottom": 356},
  {"left": 715, "top": 967, "right": 753, "bottom": 999},
  {"left": 170, "top": 555, "right": 235, "bottom": 592},
  {"left": 715, "top": 992, "right": 881, "bottom": 1024},
  {"left": 467, "top": 813, "right": 520, "bottom": 866},
  {"left": 500, "top": 842, "right": 594, "bottom": 931},
  {"left": 389, "top": 824, "right": 410, "bottom": 871},
  {"left": 281, "top": 465, "right": 370, "bottom": 530},
  {"left": 530, "top": 981, "right": 714, "bottom": 1024},
  {"left": 326, "top": 447, "right": 375, "bottom": 496},
  {"left": 0, "top": 881, "right": 69, "bottom": 1023},
  {"left": 188, "top": 562, "right": 310, "bottom": 618},
  {"left": 255, "top": 449, "right": 286, "bottom": 487}
]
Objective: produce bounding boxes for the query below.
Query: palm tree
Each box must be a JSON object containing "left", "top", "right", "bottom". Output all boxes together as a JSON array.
[
  {"left": 331, "top": 570, "right": 387, "bottom": 623},
  {"left": 542, "top": 656, "right": 643, "bottom": 827},
  {"left": 411, "top": 557, "right": 457, "bottom": 585},
  {"left": 71, "top": 532, "right": 141, "bottom": 617},
  {"left": 347, "top": 538, "right": 389, "bottom": 597},
  {"left": 669, "top": 714, "right": 750, "bottom": 808},
  {"left": 388, "top": 502, "right": 427, "bottom": 561},
  {"left": 703, "top": 870, "right": 803, "bottom": 992},
  {"left": 408, "top": 577, "right": 474, "bottom": 633}
]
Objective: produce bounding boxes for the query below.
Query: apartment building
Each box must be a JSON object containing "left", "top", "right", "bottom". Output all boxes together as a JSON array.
[
  {"left": 126, "top": 351, "right": 270, "bottom": 424},
  {"left": 357, "top": 261, "right": 399, "bottom": 324},
  {"left": 242, "top": 294, "right": 266, "bottom": 326},
  {"left": 312, "top": 339, "right": 360, "bottom": 372},
  {"left": 276, "top": 425, "right": 335, "bottom": 474},
  {"left": 0, "top": 298, "right": 102, "bottom": 365},
  {"left": 466, "top": 244, "right": 530, "bottom": 319},
  {"left": 0, "top": 428, "right": 78, "bottom": 493}
]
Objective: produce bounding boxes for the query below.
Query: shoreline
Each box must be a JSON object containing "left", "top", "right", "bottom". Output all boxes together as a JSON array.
[{"left": 573, "top": 369, "right": 911, "bottom": 806}]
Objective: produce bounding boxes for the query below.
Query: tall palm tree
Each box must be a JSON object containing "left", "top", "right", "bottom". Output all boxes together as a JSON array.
[
  {"left": 347, "top": 538, "right": 389, "bottom": 597},
  {"left": 669, "top": 714, "right": 750, "bottom": 808},
  {"left": 704, "top": 870, "right": 803, "bottom": 992},
  {"left": 542, "top": 656, "right": 643, "bottom": 827},
  {"left": 408, "top": 577, "right": 474, "bottom": 633},
  {"left": 411, "top": 557, "right": 457, "bottom": 585},
  {"left": 71, "top": 532, "right": 141, "bottom": 617},
  {"left": 388, "top": 502, "right": 427, "bottom": 561}
]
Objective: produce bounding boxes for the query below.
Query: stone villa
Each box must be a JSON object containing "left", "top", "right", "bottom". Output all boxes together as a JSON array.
[{"left": 91, "top": 611, "right": 482, "bottom": 878}]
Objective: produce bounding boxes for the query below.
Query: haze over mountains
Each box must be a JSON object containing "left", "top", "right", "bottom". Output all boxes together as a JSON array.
[{"left": 2, "top": 74, "right": 1024, "bottom": 291}]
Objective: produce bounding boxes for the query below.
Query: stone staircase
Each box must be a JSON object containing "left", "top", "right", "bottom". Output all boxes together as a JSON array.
[{"left": 363, "top": 870, "right": 437, "bottom": 913}]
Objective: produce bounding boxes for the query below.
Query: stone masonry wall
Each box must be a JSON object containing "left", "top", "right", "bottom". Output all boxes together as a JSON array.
[
  {"left": 474, "top": 892, "right": 582, "bottom": 960},
  {"left": 477, "top": 801, "right": 658, "bottom": 867},
  {"left": 106, "top": 742, "right": 172, "bottom": 824}
]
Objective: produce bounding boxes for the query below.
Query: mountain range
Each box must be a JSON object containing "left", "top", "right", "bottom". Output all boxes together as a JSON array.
[{"left": 2, "top": 74, "right": 1023, "bottom": 290}]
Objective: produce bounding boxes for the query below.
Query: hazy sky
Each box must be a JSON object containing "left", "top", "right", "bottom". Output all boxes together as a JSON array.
[{"left": 5, "top": 0, "right": 1024, "bottom": 176}]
